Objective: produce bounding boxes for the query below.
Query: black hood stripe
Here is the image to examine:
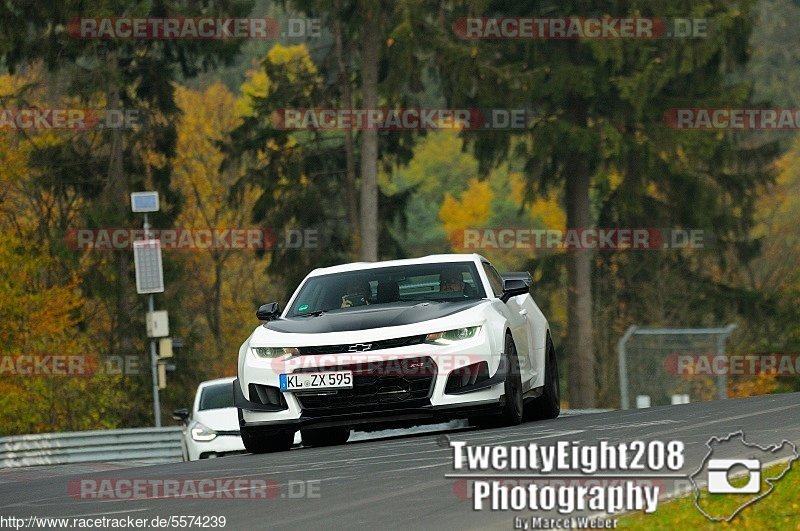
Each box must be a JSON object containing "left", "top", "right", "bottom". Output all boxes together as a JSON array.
[{"left": 265, "top": 300, "right": 486, "bottom": 334}]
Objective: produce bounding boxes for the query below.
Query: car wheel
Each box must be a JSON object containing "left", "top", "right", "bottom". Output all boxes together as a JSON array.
[
  {"left": 524, "top": 334, "right": 561, "bottom": 421},
  {"left": 301, "top": 427, "right": 350, "bottom": 447},
  {"left": 240, "top": 426, "right": 294, "bottom": 454},
  {"left": 499, "top": 333, "right": 524, "bottom": 426},
  {"left": 471, "top": 333, "right": 523, "bottom": 429}
]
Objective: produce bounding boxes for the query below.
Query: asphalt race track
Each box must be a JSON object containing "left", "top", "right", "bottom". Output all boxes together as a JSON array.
[{"left": 1, "top": 393, "right": 798, "bottom": 529}]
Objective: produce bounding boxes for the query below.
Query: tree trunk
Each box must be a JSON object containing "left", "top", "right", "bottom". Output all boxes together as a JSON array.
[
  {"left": 565, "top": 155, "right": 595, "bottom": 408},
  {"left": 358, "top": 5, "right": 380, "bottom": 262},
  {"left": 105, "top": 79, "right": 133, "bottom": 358},
  {"left": 334, "top": 11, "right": 360, "bottom": 258}
]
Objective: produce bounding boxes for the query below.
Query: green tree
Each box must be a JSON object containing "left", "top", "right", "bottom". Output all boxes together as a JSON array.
[
  {"left": 0, "top": 0, "right": 256, "bottom": 426},
  {"left": 430, "top": 0, "right": 776, "bottom": 407}
]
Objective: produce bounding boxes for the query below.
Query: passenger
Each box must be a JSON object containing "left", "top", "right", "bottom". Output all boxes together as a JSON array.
[
  {"left": 341, "top": 279, "right": 372, "bottom": 308},
  {"left": 439, "top": 269, "right": 465, "bottom": 293}
]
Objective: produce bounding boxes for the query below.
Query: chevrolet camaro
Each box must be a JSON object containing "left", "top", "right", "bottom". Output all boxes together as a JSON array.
[{"left": 234, "top": 254, "right": 560, "bottom": 453}]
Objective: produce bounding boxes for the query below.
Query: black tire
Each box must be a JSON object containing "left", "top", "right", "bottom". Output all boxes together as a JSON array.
[
  {"left": 499, "top": 333, "right": 524, "bottom": 426},
  {"left": 240, "top": 426, "right": 294, "bottom": 454},
  {"left": 301, "top": 427, "right": 351, "bottom": 447},
  {"left": 470, "top": 333, "right": 523, "bottom": 428},
  {"left": 524, "top": 334, "right": 561, "bottom": 421}
]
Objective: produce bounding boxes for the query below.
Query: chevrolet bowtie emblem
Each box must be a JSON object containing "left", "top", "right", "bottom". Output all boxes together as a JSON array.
[{"left": 348, "top": 343, "right": 372, "bottom": 352}]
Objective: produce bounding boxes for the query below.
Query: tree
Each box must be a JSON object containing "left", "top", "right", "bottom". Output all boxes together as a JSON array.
[
  {"left": 430, "top": 0, "right": 774, "bottom": 407},
  {"left": 226, "top": 44, "right": 354, "bottom": 295},
  {"left": 171, "top": 83, "right": 275, "bottom": 379},
  {"left": 283, "top": 0, "right": 428, "bottom": 260},
  {"left": 0, "top": 0, "right": 256, "bottom": 426}
]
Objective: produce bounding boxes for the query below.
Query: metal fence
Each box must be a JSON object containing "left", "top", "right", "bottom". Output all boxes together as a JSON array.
[
  {"left": 0, "top": 427, "right": 184, "bottom": 468},
  {"left": 618, "top": 325, "right": 737, "bottom": 410}
]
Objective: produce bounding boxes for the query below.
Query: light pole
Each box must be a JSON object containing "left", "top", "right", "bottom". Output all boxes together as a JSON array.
[
  {"left": 131, "top": 192, "right": 166, "bottom": 427},
  {"left": 144, "top": 212, "right": 161, "bottom": 426}
]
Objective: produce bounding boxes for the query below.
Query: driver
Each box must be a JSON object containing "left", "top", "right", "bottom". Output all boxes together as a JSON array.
[
  {"left": 439, "top": 269, "right": 465, "bottom": 293},
  {"left": 341, "top": 279, "right": 371, "bottom": 308}
]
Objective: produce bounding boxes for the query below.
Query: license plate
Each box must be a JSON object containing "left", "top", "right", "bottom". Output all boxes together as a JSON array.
[{"left": 279, "top": 371, "right": 353, "bottom": 392}]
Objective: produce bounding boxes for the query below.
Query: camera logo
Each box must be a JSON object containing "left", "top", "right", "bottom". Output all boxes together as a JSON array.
[
  {"left": 689, "top": 431, "right": 798, "bottom": 522},
  {"left": 707, "top": 459, "right": 760, "bottom": 494}
]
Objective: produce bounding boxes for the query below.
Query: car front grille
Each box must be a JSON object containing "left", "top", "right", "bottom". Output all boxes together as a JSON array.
[
  {"left": 297, "top": 334, "right": 426, "bottom": 355},
  {"left": 294, "top": 356, "right": 437, "bottom": 414}
]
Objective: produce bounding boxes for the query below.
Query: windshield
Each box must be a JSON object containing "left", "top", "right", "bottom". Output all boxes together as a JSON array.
[
  {"left": 198, "top": 383, "right": 235, "bottom": 411},
  {"left": 287, "top": 262, "right": 486, "bottom": 316}
]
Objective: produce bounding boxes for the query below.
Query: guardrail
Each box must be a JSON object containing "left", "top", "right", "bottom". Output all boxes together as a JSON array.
[{"left": 0, "top": 427, "right": 184, "bottom": 468}]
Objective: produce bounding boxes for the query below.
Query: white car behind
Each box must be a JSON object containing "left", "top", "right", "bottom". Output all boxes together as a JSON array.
[{"left": 173, "top": 377, "right": 245, "bottom": 461}]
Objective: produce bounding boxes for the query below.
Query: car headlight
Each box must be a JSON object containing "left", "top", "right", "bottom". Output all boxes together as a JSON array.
[
  {"left": 252, "top": 347, "right": 300, "bottom": 358},
  {"left": 425, "top": 326, "right": 481, "bottom": 343},
  {"left": 191, "top": 422, "right": 217, "bottom": 442}
]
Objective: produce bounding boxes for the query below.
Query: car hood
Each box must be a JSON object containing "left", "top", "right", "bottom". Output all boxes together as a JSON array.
[
  {"left": 193, "top": 407, "right": 240, "bottom": 432},
  {"left": 265, "top": 299, "right": 486, "bottom": 334}
]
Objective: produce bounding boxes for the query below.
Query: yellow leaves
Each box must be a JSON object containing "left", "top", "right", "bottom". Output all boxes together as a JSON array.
[
  {"left": 267, "top": 44, "right": 319, "bottom": 99},
  {"left": 530, "top": 195, "right": 566, "bottom": 230},
  {"left": 439, "top": 178, "right": 493, "bottom": 235},
  {"left": 509, "top": 172, "right": 527, "bottom": 204},
  {"left": 143, "top": 150, "right": 168, "bottom": 170},
  {"left": 0, "top": 66, "right": 40, "bottom": 97},
  {"left": 266, "top": 44, "right": 318, "bottom": 73},
  {"left": 237, "top": 44, "right": 319, "bottom": 117},
  {"left": 235, "top": 69, "right": 270, "bottom": 118},
  {"left": 0, "top": 233, "right": 85, "bottom": 356},
  {"left": 509, "top": 172, "right": 566, "bottom": 229},
  {"left": 171, "top": 81, "right": 272, "bottom": 374},
  {"left": 396, "top": 130, "right": 477, "bottom": 198},
  {"left": 729, "top": 372, "right": 779, "bottom": 398},
  {"left": 173, "top": 82, "right": 242, "bottom": 227}
]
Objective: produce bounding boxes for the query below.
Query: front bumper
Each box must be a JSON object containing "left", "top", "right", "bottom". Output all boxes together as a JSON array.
[
  {"left": 186, "top": 433, "right": 245, "bottom": 460},
  {"left": 236, "top": 331, "right": 506, "bottom": 431},
  {"left": 236, "top": 393, "right": 503, "bottom": 431}
]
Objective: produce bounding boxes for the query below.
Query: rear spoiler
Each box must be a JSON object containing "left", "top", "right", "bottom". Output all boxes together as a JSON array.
[{"left": 501, "top": 271, "right": 532, "bottom": 288}]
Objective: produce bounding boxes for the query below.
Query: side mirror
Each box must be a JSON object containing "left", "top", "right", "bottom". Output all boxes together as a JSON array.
[
  {"left": 172, "top": 408, "right": 189, "bottom": 422},
  {"left": 256, "top": 302, "right": 281, "bottom": 321},
  {"left": 500, "top": 278, "right": 529, "bottom": 303},
  {"left": 501, "top": 271, "right": 532, "bottom": 288}
]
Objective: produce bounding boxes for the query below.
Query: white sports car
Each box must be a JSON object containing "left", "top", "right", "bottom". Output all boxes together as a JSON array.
[{"left": 234, "top": 253, "right": 559, "bottom": 453}]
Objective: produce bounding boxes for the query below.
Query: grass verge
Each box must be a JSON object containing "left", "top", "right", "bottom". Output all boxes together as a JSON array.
[{"left": 618, "top": 461, "right": 799, "bottom": 530}]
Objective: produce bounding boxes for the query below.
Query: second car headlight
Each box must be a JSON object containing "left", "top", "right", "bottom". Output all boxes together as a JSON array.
[
  {"left": 252, "top": 347, "right": 300, "bottom": 358},
  {"left": 191, "top": 422, "right": 217, "bottom": 442},
  {"left": 425, "top": 326, "right": 481, "bottom": 343}
]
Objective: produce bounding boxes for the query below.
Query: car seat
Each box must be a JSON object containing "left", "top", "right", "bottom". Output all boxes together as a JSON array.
[{"left": 376, "top": 280, "right": 400, "bottom": 303}]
